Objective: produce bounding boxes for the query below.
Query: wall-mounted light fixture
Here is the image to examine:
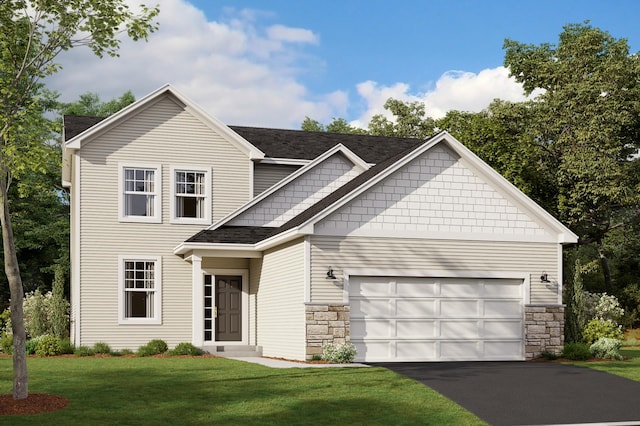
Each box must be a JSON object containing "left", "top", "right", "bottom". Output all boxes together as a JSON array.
[
  {"left": 326, "top": 266, "right": 336, "bottom": 280},
  {"left": 540, "top": 272, "right": 550, "bottom": 283}
]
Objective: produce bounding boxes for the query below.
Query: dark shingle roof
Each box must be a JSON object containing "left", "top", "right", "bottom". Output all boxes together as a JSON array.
[
  {"left": 229, "top": 126, "right": 421, "bottom": 163},
  {"left": 63, "top": 115, "right": 105, "bottom": 141},
  {"left": 62, "top": 115, "right": 423, "bottom": 164},
  {"left": 186, "top": 226, "right": 277, "bottom": 244},
  {"left": 188, "top": 140, "right": 429, "bottom": 246}
]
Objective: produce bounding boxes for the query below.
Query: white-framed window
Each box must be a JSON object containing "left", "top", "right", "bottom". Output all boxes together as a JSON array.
[
  {"left": 170, "top": 166, "right": 211, "bottom": 224},
  {"left": 118, "top": 256, "right": 162, "bottom": 325},
  {"left": 118, "top": 163, "right": 162, "bottom": 223}
]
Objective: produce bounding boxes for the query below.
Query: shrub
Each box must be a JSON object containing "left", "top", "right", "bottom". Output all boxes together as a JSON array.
[
  {"left": 561, "top": 342, "right": 592, "bottom": 360},
  {"left": 35, "top": 334, "right": 62, "bottom": 357},
  {"left": 26, "top": 336, "right": 46, "bottom": 355},
  {"left": 22, "top": 289, "right": 70, "bottom": 339},
  {"left": 590, "top": 337, "right": 623, "bottom": 360},
  {"left": 74, "top": 346, "right": 95, "bottom": 357},
  {"left": 166, "top": 342, "right": 204, "bottom": 356},
  {"left": 0, "top": 331, "right": 12, "bottom": 354},
  {"left": 93, "top": 342, "right": 112, "bottom": 354},
  {"left": 321, "top": 343, "right": 357, "bottom": 363},
  {"left": 137, "top": 339, "right": 168, "bottom": 357},
  {"left": 59, "top": 338, "right": 75, "bottom": 355},
  {"left": 540, "top": 351, "right": 559, "bottom": 360},
  {"left": 583, "top": 319, "right": 624, "bottom": 345}
]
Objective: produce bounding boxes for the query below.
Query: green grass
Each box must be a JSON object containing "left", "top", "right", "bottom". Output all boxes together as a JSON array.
[
  {"left": 566, "top": 349, "right": 640, "bottom": 382},
  {"left": 0, "top": 357, "right": 485, "bottom": 425}
]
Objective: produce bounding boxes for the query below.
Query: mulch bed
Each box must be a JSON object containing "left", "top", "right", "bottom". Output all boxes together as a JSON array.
[{"left": 0, "top": 393, "right": 68, "bottom": 416}]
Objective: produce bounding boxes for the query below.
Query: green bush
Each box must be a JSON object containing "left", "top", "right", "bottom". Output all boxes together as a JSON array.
[
  {"left": 0, "top": 332, "right": 12, "bottom": 354},
  {"left": 582, "top": 319, "right": 624, "bottom": 345},
  {"left": 26, "top": 336, "right": 46, "bottom": 355},
  {"left": 561, "top": 342, "right": 592, "bottom": 360},
  {"left": 59, "top": 338, "right": 75, "bottom": 355},
  {"left": 74, "top": 345, "right": 95, "bottom": 357},
  {"left": 321, "top": 343, "right": 357, "bottom": 363},
  {"left": 166, "top": 342, "right": 204, "bottom": 356},
  {"left": 590, "top": 337, "right": 623, "bottom": 360},
  {"left": 35, "top": 334, "right": 62, "bottom": 357},
  {"left": 137, "top": 339, "right": 168, "bottom": 357},
  {"left": 93, "top": 342, "right": 111, "bottom": 354}
]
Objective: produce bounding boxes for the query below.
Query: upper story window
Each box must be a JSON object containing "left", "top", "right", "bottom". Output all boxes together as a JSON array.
[
  {"left": 171, "top": 166, "right": 211, "bottom": 224},
  {"left": 119, "top": 163, "right": 162, "bottom": 223}
]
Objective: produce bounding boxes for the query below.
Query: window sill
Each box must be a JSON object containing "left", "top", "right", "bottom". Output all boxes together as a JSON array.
[
  {"left": 119, "top": 318, "right": 162, "bottom": 325},
  {"left": 119, "top": 216, "right": 162, "bottom": 224}
]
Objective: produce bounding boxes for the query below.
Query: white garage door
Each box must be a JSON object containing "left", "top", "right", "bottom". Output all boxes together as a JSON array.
[{"left": 349, "top": 276, "right": 524, "bottom": 362}]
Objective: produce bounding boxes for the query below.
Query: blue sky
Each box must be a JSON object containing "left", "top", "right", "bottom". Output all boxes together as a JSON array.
[{"left": 49, "top": 0, "right": 640, "bottom": 129}]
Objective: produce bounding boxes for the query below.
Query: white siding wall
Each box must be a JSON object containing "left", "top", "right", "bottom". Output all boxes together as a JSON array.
[
  {"left": 229, "top": 154, "right": 361, "bottom": 227},
  {"left": 253, "top": 164, "right": 300, "bottom": 196},
  {"left": 254, "top": 238, "right": 306, "bottom": 360},
  {"left": 315, "top": 145, "right": 551, "bottom": 241},
  {"left": 310, "top": 236, "right": 559, "bottom": 305},
  {"left": 77, "top": 95, "right": 253, "bottom": 349}
]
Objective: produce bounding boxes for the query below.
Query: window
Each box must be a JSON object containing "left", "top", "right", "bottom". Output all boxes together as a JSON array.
[
  {"left": 119, "top": 256, "right": 161, "bottom": 324},
  {"left": 171, "top": 166, "right": 211, "bottom": 224},
  {"left": 119, "top": 163, "right": 161, "bottom": 223}
]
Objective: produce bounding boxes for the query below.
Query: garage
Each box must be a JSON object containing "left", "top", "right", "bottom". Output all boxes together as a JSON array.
[{"left": 349, "top": 276, "right": 524, "bottom": 362}]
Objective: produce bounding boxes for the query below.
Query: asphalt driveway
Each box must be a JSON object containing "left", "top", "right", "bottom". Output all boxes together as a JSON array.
[{"left": 371, "top": 361, "right": 640, "bottom": 426}]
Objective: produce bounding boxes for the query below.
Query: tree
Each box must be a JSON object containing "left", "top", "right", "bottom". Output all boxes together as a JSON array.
[
  {"left": 0, "top": 0, "right": 158, "bottom": 399},
  {"left": 57, "top": 90, "right": 136, "bottom": 117},
  {"left": 368, "top": 98, "right": 435, "bottom": 139},
  {"left": 504, "top": 22, "right": 640, "bottom": 289},
  {"left": 301, "top": 116, "right": 366, "bottom": 134}
]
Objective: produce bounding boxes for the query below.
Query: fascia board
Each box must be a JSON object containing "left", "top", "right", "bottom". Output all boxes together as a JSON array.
[{"left": 173, "top": 242, "right": 258, "bottom": 256}]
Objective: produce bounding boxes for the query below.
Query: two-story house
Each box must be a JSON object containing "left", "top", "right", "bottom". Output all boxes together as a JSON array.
[{"left": 63, "top": 85, "right": 577, "bottom": 362}]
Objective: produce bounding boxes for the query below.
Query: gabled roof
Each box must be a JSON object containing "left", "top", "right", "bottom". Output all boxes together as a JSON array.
[
  {"left": 176, "top": 131, "right": 579, "bottom": 254},
  {"left": 63, "top": 84, "right": 265, "bottom": 160}
]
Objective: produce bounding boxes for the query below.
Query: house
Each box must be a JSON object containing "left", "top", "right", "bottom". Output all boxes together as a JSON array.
[{"left": 62, "top": 84, "right": 578, "bottom": 362}]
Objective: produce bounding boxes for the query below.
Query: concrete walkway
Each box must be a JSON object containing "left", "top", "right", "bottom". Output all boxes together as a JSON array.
[
  {"left": 373, "top": 361, "right": 640, "bottom": 426},
  {"left": 227, "top": 356, "right": 369, "bottom": 368}
]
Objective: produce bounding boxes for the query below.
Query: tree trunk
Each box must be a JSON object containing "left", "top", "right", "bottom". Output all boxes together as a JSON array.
[
  {"left": 596, "top": 238, "right": 612, "bottom": 290},
  {"left": 0, "top": 172, "right": 28, "bottom": 399}
]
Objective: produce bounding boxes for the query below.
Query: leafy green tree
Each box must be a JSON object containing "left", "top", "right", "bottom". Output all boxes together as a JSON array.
[
  {"left": 504, "top": 22, "right": 640, "bottom": 289},
  {"left": 57, "top": 91, "right": 136, "bottom": 117},
  {"left": 301, "top": 116, "right": 366, "bottom": 134},
  {"left": 0, "top": 0, "right": 158, "bottom": 399},
  {"left": 368, "top": 99, "right": 435, "bottom": 139}
]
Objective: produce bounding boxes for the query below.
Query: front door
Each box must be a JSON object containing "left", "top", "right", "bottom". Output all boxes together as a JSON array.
[{"left": 204, "top": 275, "right": 242, "bottom": 341}]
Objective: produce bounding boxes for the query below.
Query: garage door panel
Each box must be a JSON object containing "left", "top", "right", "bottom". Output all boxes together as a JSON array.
[
  {"left": 396, "top": 279, "right": 437, "bottom": 297},
  {"left": 441, "top": 320, "right": 480, "bottom": 338},
  {"left": 350, "top": 275, "right": 524, "bottom": 362},
  {"left": 351, "top": 319, "right": 390, "bottom": 338},
  {"left": 350, "top": 299, "right": 389, "bottom": 317},
  {"left": 395, "top": 299, "right": 436, "bottom": 317},
  {"left": 440, "top": 300, "right": 479, "bottom": 317},
  {"left": 483, "top": 320, "right": 522, "bottom": 338},
  {"left": 396, "top": 341, "right": 437, "bottom": 359},
  {"left": 396, "top": 320, "right": 436, "bottom": 338},
  {"left": 484, "top": 300, "right": 522, "bottom": 317}
]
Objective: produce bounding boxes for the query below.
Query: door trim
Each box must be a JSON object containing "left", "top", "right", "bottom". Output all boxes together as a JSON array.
[{"left": 203, "top": 269, "right": 249, "bottom": 345}]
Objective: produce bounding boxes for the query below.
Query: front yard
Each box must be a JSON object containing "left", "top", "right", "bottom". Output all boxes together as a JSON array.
[{"left": 0, "top": 356, "right": 485, "bottom": 425}]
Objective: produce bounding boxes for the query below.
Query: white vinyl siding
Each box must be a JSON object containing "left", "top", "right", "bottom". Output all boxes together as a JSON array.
[
  {"left": 77, "top": 95, "right": 253, "bottom": 349},
  {"left": 254, "top": 238, "right": 306, "bottom": 360},
  {"left": 253, "top": 163, "right": 300, "bottom": 196},
  {"left": 309, "top": 235, "right": 558, "bottom": 305}
]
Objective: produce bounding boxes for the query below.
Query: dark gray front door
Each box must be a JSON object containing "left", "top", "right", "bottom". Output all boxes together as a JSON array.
[{"left": 214, "top": 275, "right": 242, "bottom": 341}]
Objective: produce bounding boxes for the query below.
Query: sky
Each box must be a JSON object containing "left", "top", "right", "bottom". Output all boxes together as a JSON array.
[{"left": 47, "top": 0, "right": 640, "bottom": 130}]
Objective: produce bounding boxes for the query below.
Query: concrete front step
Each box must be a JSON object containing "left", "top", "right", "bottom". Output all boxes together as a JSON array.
[{"left": 203, "top": 345, "right": 263, "bottom": 358}]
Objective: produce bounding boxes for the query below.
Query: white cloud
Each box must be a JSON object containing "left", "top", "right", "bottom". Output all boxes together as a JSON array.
[
  {"left": 46, "top": 0, "right": 531, "bottom": 130},
  {"left": 46, "top": 0, "right": 338, "bottom": 128},
  {"left": 351, "top": 67, "right": 532, "bottom": 128}
]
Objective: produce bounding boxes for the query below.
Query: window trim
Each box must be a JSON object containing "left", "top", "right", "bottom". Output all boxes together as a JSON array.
[
  {"left": 170, "top": 165, "right": 211, "bottom": 225},
  {"left": 118, "top": 162, "right": 162, "bottom": 223},
  {"left": 118, "top": 255, "right": 162, "bottom": 325}
]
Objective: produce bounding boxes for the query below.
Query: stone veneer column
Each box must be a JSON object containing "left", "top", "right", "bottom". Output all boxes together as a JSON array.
[
  {"left": 524, "top": 305, "right": 564, "bottom": 359},
  {"left": 305, "top": 304, "right": 350, "bottom": 360}
]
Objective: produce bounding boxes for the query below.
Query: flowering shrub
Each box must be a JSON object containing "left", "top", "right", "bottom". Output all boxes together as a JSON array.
[
  {"left": 590, "top": 337, "right": 623, "bottom": 360},
  {"left": 582, "top": 318, "right": 624, "bottom": 345},
  {"left": 35, "top": 334, "right": 63, "bottom": 357},
  {"left": 321, "top": 343, "right": 357, "bottom": 363}
]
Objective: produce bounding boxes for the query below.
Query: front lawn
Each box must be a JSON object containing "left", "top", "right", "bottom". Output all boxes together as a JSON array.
[
  {"left": 0, "top": 357, "right": 485, "bottom": 425},
  {"left": 572, "top": 349, "right": 640, "bottom": 382}
]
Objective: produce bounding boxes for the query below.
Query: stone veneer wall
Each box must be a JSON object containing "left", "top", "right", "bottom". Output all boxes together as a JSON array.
[
  {"left": 305, "top": 304, "right": 350, "bottom": 360},
  {"left": 525, "top": 305, "right": 564, "bottom": 359}
]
